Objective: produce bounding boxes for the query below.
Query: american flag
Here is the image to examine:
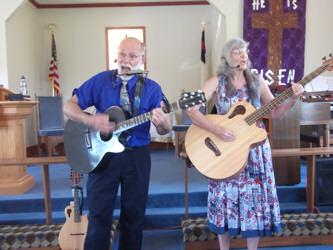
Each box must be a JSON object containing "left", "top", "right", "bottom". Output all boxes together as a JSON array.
[
  {"left": 201, "top": 28, "right": 206, "bottom": 63},
  {"left": 48, "top": 32, "right": 60, "bottom": 96}
]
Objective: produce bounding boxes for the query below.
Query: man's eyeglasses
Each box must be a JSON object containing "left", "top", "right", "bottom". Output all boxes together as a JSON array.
[
  {"left": 118, "top": 52, "right": 141, "bottom": 61},
  {"left": 232, "top": 48, "right": 249, "bottom": 55}
]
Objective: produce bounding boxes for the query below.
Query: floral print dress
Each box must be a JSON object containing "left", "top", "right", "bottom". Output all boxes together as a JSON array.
[{"left": 207, "top": 74, "right": 281, "bottom": 238}]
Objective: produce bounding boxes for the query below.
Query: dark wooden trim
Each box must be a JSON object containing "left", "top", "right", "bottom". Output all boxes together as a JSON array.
[
  {"left": 29, "top": 0, "right": 209, "bottom": 9},
  {"left": 28, "top": 0, "right": 39, "bottom": 8},
  {"left": 26, "top": 144, "right": 39, "bottom": 157},
  {"left": 185, "top": 234, "right": 333, "bottom": 249},
  {"left": 149, "top": 141, "right": 174, "bottom": 151}
]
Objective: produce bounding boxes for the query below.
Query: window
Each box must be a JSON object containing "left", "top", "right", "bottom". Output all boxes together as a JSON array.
[{"left": 105, "top": 27, "right": 146, "bottom": 70}]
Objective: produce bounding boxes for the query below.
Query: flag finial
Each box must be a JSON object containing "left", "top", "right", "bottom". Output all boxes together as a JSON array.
[
  {"left": 200, "top": 20, "right": 206, "bottom": 31},
  {"left": 48, "top": 24, "right": 56, "bottom": 34}
]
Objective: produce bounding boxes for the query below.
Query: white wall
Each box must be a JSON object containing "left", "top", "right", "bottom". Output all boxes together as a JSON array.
[
  {"left": 4, "top": 0, "right": 333, "bottom": 147},
  {"left": 5, "top": 2, "right": 221, "bottom": 146},
  {"left": 5, "top": 1, "right": 38, "bottom": 145},
  {"left": 0, "top": 0, "right": 25, "bottom": 88},
  {"left": 304, "top": 0, "right": 333, "bottom": 76}
]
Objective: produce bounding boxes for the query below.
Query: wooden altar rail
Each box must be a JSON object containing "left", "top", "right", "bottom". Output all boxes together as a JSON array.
[
  {"left": 271, "top": 147, "right": 333, "bottom": 213},
  {"left": 0, "top": 156, "right": 67, "bottom": 224},
  {"left": 1, "top": 147, "right": 333, "bottom": 225},
  {"left": 181, "top": 147, "right": 333, "bottom": 218}
]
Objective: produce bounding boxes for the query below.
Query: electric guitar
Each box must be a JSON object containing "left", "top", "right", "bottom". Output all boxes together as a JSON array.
[
  {"left": 58, "top": 170, "right": 88, "bottom": 250},
  {"left": 64, "top": 91, "right": 206, "bottom": 174},
  {"left": 185, "top": 57, "right": 333, "bottom": 181}
]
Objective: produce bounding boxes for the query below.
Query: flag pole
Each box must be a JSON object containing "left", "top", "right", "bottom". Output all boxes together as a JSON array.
[
  {"left": 48, "top": 24, "right": 58, "bottom": 96},
  {"left": 48, "top": 24, "right": 55, "bottom": 96}
]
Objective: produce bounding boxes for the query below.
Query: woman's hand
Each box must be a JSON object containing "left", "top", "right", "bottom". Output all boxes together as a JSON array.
[
  {"left": 290, "top": 81, "right": 304, "bottom": 103},
  {"left": 213, "top": 125, "right": 237, "bottom": 142}
]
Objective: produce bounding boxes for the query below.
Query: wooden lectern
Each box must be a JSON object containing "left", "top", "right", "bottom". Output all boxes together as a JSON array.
[{"left": 0, "top": 87, "right": 37, "bottom": 195}]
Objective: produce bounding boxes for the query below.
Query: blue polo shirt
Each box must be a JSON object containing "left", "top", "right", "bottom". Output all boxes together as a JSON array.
[{"left": 73, "top": 69, "right": 164, "bottom": 147}]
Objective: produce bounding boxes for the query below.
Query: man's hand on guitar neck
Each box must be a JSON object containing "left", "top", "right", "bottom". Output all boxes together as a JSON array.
[{"left": 151, "top": 107, "right": 172, "bottom": 136}]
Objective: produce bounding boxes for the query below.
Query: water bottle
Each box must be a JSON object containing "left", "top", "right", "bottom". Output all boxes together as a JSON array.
[{"left": 20, "top": 76, "right": 27, "bottom": 95}]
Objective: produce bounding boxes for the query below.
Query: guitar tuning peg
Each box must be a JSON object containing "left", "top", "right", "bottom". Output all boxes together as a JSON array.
[
  {"left": 187, "top": 107, "right": 192, "bottom": 112},
  {"left": 195, "top": 105, "right": 199, "bottom": 110},
  {"left": 202, "top": 103, "right": 206, "bottom": 106},
  {"left": 198, "top": 90, "right": 203, "bottom": 93},
  {"left": 322, "top": 56, "right": 327, "bottom": 61}
]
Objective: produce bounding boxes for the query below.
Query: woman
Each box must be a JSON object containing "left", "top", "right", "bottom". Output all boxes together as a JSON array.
[{"left": 185, "top": 38, "right": 304, "bottom": 250}]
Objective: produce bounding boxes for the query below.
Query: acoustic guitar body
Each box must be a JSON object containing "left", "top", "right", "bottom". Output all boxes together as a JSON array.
[
  {"left": 185, "top": 58, "right": 333, "bottom": 181},
  {"left": 58, "top": 206, "right": 88, "bottom": 250},
  {"left": 185, "top": 101, "right": 267, "bottom": 181}
]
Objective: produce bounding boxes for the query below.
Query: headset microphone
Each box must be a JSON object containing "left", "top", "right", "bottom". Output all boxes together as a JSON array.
[{"left": 230, "top": 64, "right": 240, "bottom": 69}]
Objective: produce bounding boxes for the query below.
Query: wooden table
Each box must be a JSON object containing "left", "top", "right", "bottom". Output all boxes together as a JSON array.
[{"left": 0, "top": 156, "right": 68, "bottom": 224}]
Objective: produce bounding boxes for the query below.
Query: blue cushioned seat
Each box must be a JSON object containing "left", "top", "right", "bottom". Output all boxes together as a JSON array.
[
  {"left": 36, "top": 96, "right": 64, "bottom": 156},
  {"left": 37, "top": 129, "right": 64, "bottom": 136}
]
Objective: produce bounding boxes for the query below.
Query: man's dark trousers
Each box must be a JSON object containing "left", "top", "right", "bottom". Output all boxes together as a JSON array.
[{"left": 84, "top": 145, "right": 151, "bottom": 250}]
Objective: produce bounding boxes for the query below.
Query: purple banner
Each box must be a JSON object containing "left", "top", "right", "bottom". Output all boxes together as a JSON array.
[{"left": 243, "top": 0, "right": 306, "bottom": 88}]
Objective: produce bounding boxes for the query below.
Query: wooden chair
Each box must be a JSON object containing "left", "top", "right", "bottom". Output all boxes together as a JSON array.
[
  {"left": 300, "top": 102, "right": 333, "bottom": 156},
  {"left": 36, "top": 96, "right": 64, "bottom": 156}
]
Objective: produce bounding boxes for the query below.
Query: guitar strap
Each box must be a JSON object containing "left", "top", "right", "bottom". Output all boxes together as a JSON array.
[
  {"left": 248, "top": 75, "right": 261, "bottom": 109},
  {"left": 162, "top": 94, "right": 170, "bottom": 113},
  {"left": 133, "top": 75, "right": 145, "bottom": 117}
]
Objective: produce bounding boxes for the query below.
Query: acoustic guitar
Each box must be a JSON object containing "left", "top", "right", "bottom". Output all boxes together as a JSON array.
[
  {"left": 58, "top": 171, "right": 88, "bottom": 250},
  {"left": 64, "top": 91, "right": 206, "bottom": 174},
  {"left": 185, "top": 57, "right": 333, "bottom": 181}
]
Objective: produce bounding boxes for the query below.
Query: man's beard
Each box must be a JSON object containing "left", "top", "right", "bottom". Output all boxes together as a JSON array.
[{"left": 118, "top": 58, "right": 143, "bottom": 81}]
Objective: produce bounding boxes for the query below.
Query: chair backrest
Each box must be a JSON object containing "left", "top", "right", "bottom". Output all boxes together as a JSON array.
[
  {"left": 182, "top": 106, "right": 206, "bottom": 125},
  {"left": 300, "top": 102, "right": 331, "bottom": 124},
  {"left": 36, "top": 96, "right": 63, "bottom": 130}
]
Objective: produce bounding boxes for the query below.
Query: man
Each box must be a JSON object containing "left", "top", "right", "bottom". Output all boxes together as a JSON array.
[{"left": 63, "top": 37, "right": 172, "bottom": 250}]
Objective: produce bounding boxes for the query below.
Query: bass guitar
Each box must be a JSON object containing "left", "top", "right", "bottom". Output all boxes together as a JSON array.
[
  {"left": 185, "top": 57, "right": 333, "bottom": 181},
  {"left": 64, "top": 91, "right": 206, "bottom": 174},
  {"left": 59, "top": 170, "right": 88, "bottom": 250}
]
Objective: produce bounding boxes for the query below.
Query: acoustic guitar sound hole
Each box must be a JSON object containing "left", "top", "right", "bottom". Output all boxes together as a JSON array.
[
  {"left": 205, "top": 137, "right": 221, "bottom": 156},
  {"left": 100, "top": 133, "right": 113, "bottom": 142}
]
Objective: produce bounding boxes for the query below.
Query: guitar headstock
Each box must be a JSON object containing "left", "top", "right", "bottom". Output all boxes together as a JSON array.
[
  {"left": 70, "top": 169, "right": 83, "bottom": 185},
  {"left": 179, "top": 90, "right": 206, "bottom": 111},
  {"left": 322, "top": 54, "right": 333, "bottom": 71}
]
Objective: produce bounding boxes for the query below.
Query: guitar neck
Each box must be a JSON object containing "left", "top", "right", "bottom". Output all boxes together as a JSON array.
[
  {"left": 74, "top": 184, "right": 81, "bottom": 223},
  {"left": 246, "top": 63, "right": 330, "bottom": 125},
  {"left": 114, "top": 101, "right": 180, "bottom": 134}
]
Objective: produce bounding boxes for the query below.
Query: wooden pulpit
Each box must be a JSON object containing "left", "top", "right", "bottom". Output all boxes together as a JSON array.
[
  {"left": 0, "top": 87, "right": 37, "bottom": 195},
  {"left": 271, "top": 102, "right": 301, "bottom": 185}
]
